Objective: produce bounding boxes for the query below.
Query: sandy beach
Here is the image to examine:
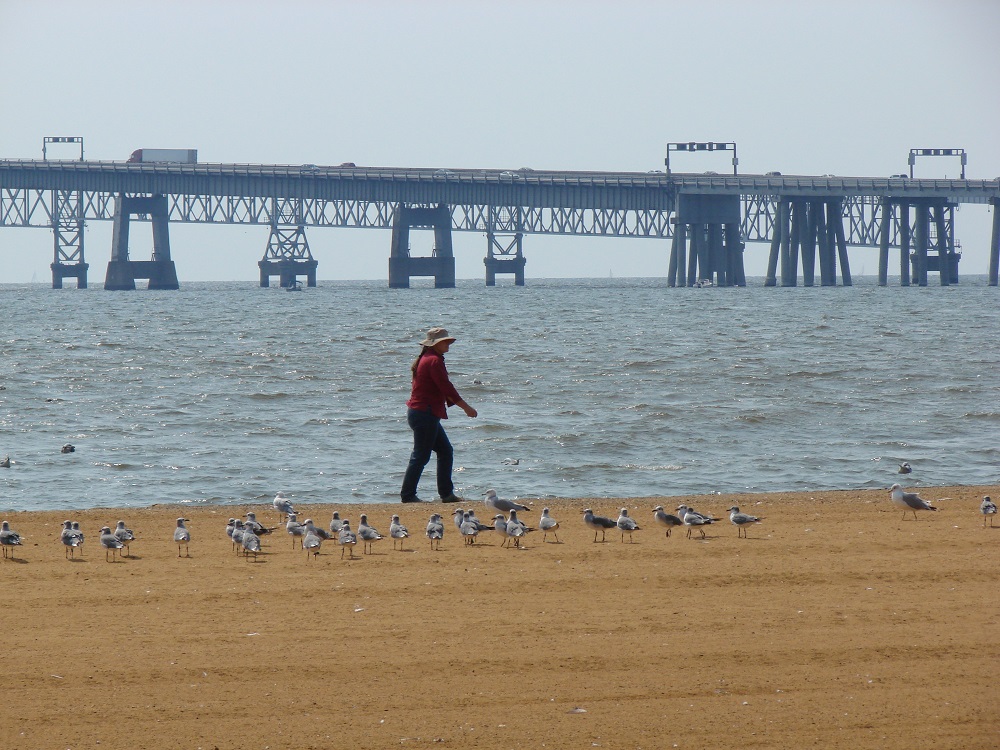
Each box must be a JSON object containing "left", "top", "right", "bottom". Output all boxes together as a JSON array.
[{"left": 0, "top": 485, "right": 996, "bottom": 750}]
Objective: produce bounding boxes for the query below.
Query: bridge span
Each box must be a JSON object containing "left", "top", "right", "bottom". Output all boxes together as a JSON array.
[{"left": 1, "top": 158, "right": 997, "bottom": 289}]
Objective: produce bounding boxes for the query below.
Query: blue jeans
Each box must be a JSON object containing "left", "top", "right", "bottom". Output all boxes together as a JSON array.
[{"left": 400, "top": 408, "right": 454, "bottom": 501}]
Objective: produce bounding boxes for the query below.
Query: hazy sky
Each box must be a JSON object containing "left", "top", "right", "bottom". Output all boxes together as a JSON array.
[{"left": 2, "top": 0, "right": 998, "bottom": 283}]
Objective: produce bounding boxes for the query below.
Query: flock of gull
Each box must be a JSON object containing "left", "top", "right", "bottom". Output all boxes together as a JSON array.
[{"left": 0, "top": 487, "right": 995, "bottom": 562}]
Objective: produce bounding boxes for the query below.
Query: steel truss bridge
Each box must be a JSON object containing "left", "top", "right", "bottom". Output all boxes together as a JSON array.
[{"left": 1, "top": 159, "right": 998, "bottom": 289}]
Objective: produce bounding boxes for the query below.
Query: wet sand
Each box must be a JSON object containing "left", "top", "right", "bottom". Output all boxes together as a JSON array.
[{"left": 0, "top": 485, "right": 996, "bottom": 749}]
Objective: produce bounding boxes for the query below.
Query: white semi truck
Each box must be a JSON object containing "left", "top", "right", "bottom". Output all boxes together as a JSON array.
[{"left": 127, "top": 149, "right": 198, "bottom": 163}]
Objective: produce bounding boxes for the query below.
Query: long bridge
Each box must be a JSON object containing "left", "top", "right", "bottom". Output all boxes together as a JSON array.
[{"left": 1, "top": 153, "right": 998, "bottom": 289}]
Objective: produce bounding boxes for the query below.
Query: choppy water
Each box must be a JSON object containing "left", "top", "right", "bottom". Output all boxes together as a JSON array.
[{"left": 1, "top": 277, "right": 998, "bottom": 511}]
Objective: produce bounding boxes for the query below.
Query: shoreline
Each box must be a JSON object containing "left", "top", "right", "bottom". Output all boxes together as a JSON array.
[{"left": 1, "top": 484, "right": 996, "bottom": 749}]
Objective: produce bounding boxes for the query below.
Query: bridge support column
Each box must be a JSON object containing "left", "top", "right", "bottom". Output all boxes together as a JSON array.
[
  {"left": 832, "top": 199, "right": 852, "bottom": 286},
  {"left": 899, "top": 201, "right": 911, "bottom": 287},
  {"left": 484, "top": 206, "right": 525, "bottom": 286},
  {"left": 989, "top": 198, "right": 1000, "bottom": 286},
  {"left": 258, "top": 199, "right": 317, "bottom": 288},
  {"left": 675, "top": 194, "right": 743, "bottom": 286},
  {"left": 802, "top": 202, "right": 818, "bottom": 286},
  {"left": 50, "top": 189, "right": 89, "bottom": 288},
  {"left": 388, "top": 204, "right": 455, "bottom": 288},
  {"left": 907, "top": 200, "right": 959, "bottom": 286},
  {"left": 104, "top": 194, "right": 179, "bottom": 290},
  {"left": 878, "top": 198, "right": 892, "bottom": 286}
]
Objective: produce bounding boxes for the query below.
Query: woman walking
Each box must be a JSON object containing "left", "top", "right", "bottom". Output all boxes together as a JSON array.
[{"left": 400, "top": 327, "right": 477, "bottom": 503}]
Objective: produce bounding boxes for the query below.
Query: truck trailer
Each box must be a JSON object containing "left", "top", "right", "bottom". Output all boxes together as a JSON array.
[{"left": 127, "top": 149, "right": 198, "bottom": 164}]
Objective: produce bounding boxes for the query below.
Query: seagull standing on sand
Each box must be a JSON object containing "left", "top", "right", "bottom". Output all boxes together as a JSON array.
[
  {"left": 582, "top": 508, "right": 618, "bottom": 543},
  {"left": 460, "top": 512, "right": 480, "bottom": 545},
  {"left": 616, "top": 508, "right": 640, "bottom": 543},
  {"left": 389, "top": 515, "right": 410, "bottom": 551},
  {"left": 71, "top": 522, "right": 85, "bottom": 554},
  {"left": 452, "top": 508, "right": 465, "bottom": 531},
  {"left": 231, "top": 520, "right": 246, "bottom": 552},
  {"left": 174, "top": 518, "right": 191, "bottom": 557},
  {"left": 676, "top": 505, "right": 716, "bottom": 539},
  {"left": 286, "top": 513, "right": 306, "bottom": 549},
  {"left": 651, "top": 506, "right": 683, "bottom": 537},
  {"left": 357, "top": 514, "right": 383, "bottom": 554},
  {"left": 979, "top": 496, "right": 996, "bottom": 527},
  {"left": 272, "top": 492, "right": 295, "bottom": 523},
  {"left": 329, "top": 511, "right": 344, "bottom": 535},
  {"left": 61, "top": 520, "right": 83, "bottom": 559},
  {"left": 245, "top": 512, "right": 275, "bottom": 536},
  {"left": 100, "top": 526, "right": 125, "bottom": 562},
  {"left": 539, "top": 508, "right": 560, "bottom": 543},
  {"left": 426, "top": 513, "right": 445, "bottom": 549},
  {"left": 241, "top": 524, "right": 262, "bottom": 560},
  {"left": 303, "top": 526, "right": 323, "bottom": 559},
  {"left": 114, "top": 520, "right": 135, "bottom": 557},
  {"left": 889, "top": 483, "right": 938, "bottom": 520},
  {"left": 493, "top": 514, "right": 512, "bottom": 547},
  {"left": 338, "top": 521, "right": 358, "bottom": 559},
  {"left": 728, "top": 506, "right": 763, "bottom": 538},
  {"left": 226, "top": 518, "right": 236, "bottom": 546},
  {"left": 1, "top": 520, "right": 22, "bottom": 559},
  {"left": 484, "top": 489, "right": 530, "bottom": 515}
]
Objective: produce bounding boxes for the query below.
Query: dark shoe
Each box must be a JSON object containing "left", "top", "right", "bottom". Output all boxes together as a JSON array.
[
  {"left": 402, "top": 497, "right": 430, "bottom": 503},
  {"left": 440, "top": 494, "right": 463, "bottom": 503}
]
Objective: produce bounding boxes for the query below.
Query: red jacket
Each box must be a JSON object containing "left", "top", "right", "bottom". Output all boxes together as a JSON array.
[{"left": 407, "top": 349, "right": 462, "bottom": 419}]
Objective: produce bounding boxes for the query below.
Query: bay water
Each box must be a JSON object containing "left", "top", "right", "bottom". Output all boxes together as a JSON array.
[{"left": 1, "top": 277, "right": 997, "bottom": 512}]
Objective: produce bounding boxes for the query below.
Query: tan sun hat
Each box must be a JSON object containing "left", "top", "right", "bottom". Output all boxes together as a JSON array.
[{"left": 419, "top": 327, "right": 456, "bottom": 347}]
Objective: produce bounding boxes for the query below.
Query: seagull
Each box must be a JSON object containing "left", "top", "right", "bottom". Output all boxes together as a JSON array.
[
  {"left": 61, "top": 443, "right": 76, "bottom": 453},
  {"left": 241, "top": 524, "right": 262, "bottom": 560},
  {"left": 539, "top": 508, "right": 560, "bottom": 542},
  {"left": 0, "top": 456, "right": 10, "bottom": 468},
  {"left": 303, "top": 526, "right": 323, "bottom": 560},
  {"left": 71, "top": 522, "right": 85, "bottom": 553},
  {"left": 676, "top": 505, "right": 716, "bottom": 539},
  {"left": 889, "top": 483, "right": 938, "bottom": 520},
  {"left": 493, "top": 514, "right": 513, "bottom": 548},
  {"left": 426, "top": 513, "right": 445, "bottom": 549},
  {"left": 225, "top": 518, "right": 236, "bottom": 546},
  {"left": 582, "top": 508, "right": 617, "bottom": 543},
  {"left": 286, "top": 513, "right": 306, "bottom": 549},
  {"left": 389, "top": 515, "right": 410, "bottom": 550},
  {"left": 452, "top": 508, "right": 465, "bottom": 531},
  {"left": 466, "top": 508, "right": 492, "bottom": 531},
  {"left": 651, "top": 506, "right": 683, "bottom": 537},
  {"left": 245, "top": 512, "right": 275, "bottom": 536},
  {"left": 484, "top": 489, "right": 530, "bottom": 514},
  {"left": 1, "top": 520, "right": 22, "bottom": 559},
  {"left": 898, "top": 462, "right": 912, "bottom": 474},
  {"left": 272, "top": 491, "right": 295, "bottom": 523},
  {"left": 114, "top": 520, "right": 135, "bottom": 557},
  {"left": 728, "top": 506, "right": 763, "bottom": 538},
  {"left": 231, "top": 520, "right": 246, "bottom": 552},
  {"left": 616, "top": 508, "right": 640, "bottom": 543},
  {"left": 980, "top": 496, "right": 996, "bottom": 527},
  {"left": 174, "top": 518, "right": 191, "bottom": 557},
  {"left": 460, "top": 512, "right": 481, "bottom": 545},
  {"left": 329, "top": 511, "right": 344, "bottom": 535},
  {"left": 357, "top": 514, "right": 383, "bottom": 554},
  {"left": 100, "top": 526, "right": 125, "bottom": 562},
  {"left": 338, "top": 520, "right": 358, "bottom": 559},
  {"left": 302, "top": 518, "right": 332, "bottom": 542},
  {"left": 61, "top": 520, "right": 83, "bottom": 559}
]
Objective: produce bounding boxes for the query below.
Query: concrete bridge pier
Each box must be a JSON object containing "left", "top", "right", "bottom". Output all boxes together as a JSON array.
[
  {"left": 672, "top": 195, "right": 744, "bottom": 286},
  {"left": 989, "top": 197, "right": 999, "bottom": 286},
  {"left": 908, "top": 200, "right": 958, "bottom": 286},
  {"left": 388, "top": 204, "right": 455, "bottom": 288},
  {"left": 767, "top": 198, "right": 851, "bottom": 286},
  {"left": 104, "top": 194, "right": 179, "bottom": 290}
]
